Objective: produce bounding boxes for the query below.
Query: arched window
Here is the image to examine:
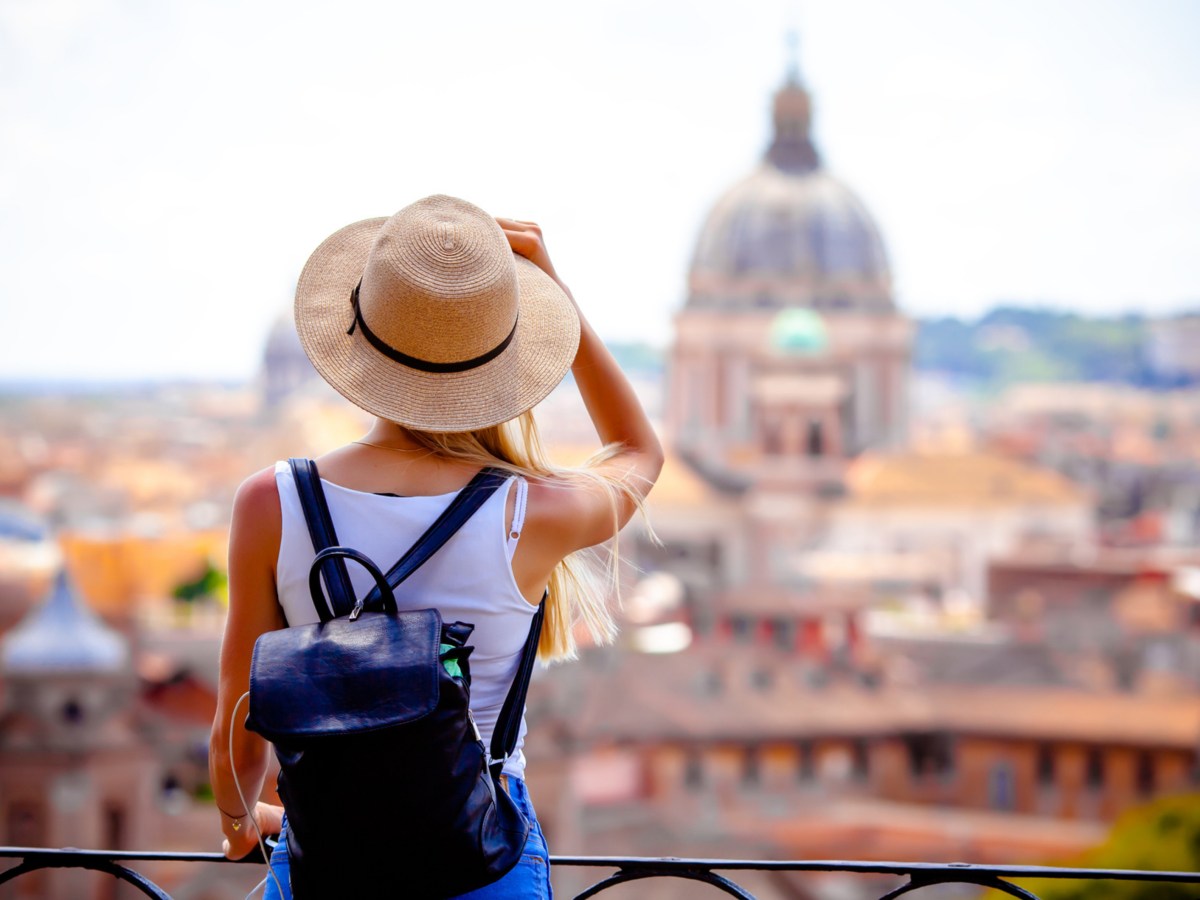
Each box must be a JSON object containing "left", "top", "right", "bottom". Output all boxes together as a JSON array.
[
  {"left": 797, "top": 741, "right": 815, "bottom": 783},
  {"left": 806, "top": 420, "right": 824, "bottom": 457},
  {"left": 104, "top": 802, "right": 126, "bottom": 851},
  {"left": 1036, "top": 744, "right": 1056, "bottom": 788},
  {"left": 742, "top": 747, "right": 761, "bottom": 787},
  {"left": 989, "top": 761, "right": 1016, "bottom": 810},
  {"left": 684, "top": 751, "right": 704, "bottom": 790},
  {"left": 851, "top": 739, "right": 870, "bottom": 782},
  {"left": 1136, "top": 752, "right": 1155, "bottom": 796},
  {"left": 1085, "top": 748, "right": 1106, "bottom": 791}
]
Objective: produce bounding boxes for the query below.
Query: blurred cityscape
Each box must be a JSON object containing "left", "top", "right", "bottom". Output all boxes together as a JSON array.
[{"left": 2, "top": 72, "right": 1199, "bottom": 900}]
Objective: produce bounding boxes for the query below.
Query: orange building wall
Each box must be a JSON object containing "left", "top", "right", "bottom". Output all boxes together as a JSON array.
[
  {"left": 629, "top": 734, "right": 1195, "bottom": 834},
  {"left": 59, "top": 530, "right": 228, "bottom": 619}
]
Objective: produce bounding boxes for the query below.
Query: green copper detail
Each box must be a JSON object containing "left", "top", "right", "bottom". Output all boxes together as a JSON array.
[{"left": 770, "top": 307, "right": 828, "bottom": 355}]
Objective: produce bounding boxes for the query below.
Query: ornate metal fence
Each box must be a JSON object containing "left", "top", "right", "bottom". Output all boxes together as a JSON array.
[{"left": 2, "top": 847, "right": 1198, "bottom": 899}]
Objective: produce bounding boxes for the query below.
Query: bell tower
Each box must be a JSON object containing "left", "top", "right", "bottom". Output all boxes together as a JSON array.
[{"left": 0, "top": 570, "right": 155, "bottom": 899}]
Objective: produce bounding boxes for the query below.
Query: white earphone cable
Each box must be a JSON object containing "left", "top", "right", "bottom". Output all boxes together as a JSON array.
[{"left": 230, "top": 691, "right": 285, "bottom": 899}]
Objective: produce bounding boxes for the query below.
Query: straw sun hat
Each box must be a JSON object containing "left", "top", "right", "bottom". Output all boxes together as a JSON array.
[{"left": 294, "top": 195, "right": 580, "bottom": 433}]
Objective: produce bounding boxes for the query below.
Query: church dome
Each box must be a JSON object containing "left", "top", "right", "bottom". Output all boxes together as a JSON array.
[
  {"left": 687, "top": 76, "right": 893, "bottom": 314},
  {"left": 261, "top": 311, "right": 320, "bottom": 408}
]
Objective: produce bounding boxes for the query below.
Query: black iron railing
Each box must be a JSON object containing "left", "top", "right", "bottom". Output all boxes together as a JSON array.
[{"left": 1, "top": 846, "right": 1198, "bottom": 898}]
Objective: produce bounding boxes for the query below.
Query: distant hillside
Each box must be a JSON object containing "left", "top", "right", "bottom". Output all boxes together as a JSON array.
[
  {"left": 915, "top": 307, "right": 1186, "bottom": 390},
  {"left": 606, "top": 342, "right": 667, "bottom": 376},
  {"left": 5, "top": 310, "right": 1176, "bottom": 397},
  {"left": 611, "top": 306, "right": 1197, "bottom": 391}
]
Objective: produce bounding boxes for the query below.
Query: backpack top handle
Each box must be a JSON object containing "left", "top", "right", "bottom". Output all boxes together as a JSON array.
[{"left": 308, "top": 546, "right": 398, "bottom": 621}]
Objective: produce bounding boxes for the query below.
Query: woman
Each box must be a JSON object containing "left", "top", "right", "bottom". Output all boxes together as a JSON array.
[{"left": 209, "top": 195, "right": 663, "bottom": 898}]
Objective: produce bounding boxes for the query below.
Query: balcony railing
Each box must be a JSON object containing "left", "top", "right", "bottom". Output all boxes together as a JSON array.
[{"left": 2, "top": 846, "right": 1199, "bottom": 899}]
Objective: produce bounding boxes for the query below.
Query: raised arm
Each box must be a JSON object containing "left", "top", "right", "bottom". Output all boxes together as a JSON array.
[
  {"left": 208, "top": 467, "right": 285, "bottom": 858},
  {"left": 499, "top": 219, "right": 664, "bottom": 557}
]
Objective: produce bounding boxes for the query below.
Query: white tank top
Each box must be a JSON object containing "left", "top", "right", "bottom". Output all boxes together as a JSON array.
[{"left": 273, "top": 461, "right": 537, "bottom": 779}]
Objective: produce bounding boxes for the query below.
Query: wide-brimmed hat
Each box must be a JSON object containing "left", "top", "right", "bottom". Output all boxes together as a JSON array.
[{"left": 294, "top": 195, "right": 580, "bottom": 433}]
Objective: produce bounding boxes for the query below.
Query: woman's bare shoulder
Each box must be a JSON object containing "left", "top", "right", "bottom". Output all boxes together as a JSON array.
[
  {"left": 230, "top": 466, "right": 283, "bottom": 551},
  {"left": 234, "top": 466, "right": 281, "bottom": 514},
  {"left": 525, "top": 474, "right": 592, "bottom": 517}
]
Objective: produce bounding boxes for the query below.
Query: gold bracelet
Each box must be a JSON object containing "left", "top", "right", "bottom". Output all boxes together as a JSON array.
[{"left": 217, "top": 803, "right": 249, "bottom": 832}]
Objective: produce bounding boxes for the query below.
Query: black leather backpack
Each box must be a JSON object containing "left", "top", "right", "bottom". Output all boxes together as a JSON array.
[{"left": 245, "top": 459, "right": 544, "bottom": 899}]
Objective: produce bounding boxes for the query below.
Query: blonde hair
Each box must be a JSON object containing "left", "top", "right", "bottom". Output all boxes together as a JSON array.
[{"left": 405, "top": 412, "right": 649, "bottom": 662}]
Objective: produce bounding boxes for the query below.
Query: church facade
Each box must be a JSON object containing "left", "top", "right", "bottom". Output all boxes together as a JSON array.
[
  {"left": 648, "top": 72, "right": 913, "bottom": 657},
  {"left": 663, "top": 73, "right": 912, "bottom": 619}
]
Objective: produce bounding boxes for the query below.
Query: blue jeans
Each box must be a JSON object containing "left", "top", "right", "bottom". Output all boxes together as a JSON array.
[{"left": 261, "top": 776, "right": 551, "bottom": 899}]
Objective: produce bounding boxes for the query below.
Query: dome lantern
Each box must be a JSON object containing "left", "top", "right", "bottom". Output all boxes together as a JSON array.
[{"left": 766, "top": 77, "right": 819, "bottom": 175}]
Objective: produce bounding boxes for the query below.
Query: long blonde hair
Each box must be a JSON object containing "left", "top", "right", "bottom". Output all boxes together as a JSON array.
[{"left": 405, "top": 411, "right": 649, "bottom": 662}]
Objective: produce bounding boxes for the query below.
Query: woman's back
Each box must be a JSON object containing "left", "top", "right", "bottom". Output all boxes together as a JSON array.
[{"left": 273, "top": 461, "right": 537, "bottom": 778}]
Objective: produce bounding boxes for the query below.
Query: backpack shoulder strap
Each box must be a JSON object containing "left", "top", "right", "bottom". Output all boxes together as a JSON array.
[
  {"left": 359, "top": 467, "right": 510, "bottom": 608},
  {"left": 288, "top": 458, "right": 355, "bottom": 621},
  {"left": 490, "top": 598, "right": 545, "bottom": 778}
]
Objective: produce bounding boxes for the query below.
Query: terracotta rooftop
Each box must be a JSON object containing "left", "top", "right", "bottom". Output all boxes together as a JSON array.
[
  {"left": 738, "top": 797, "right": 1108, "bottom": 864},
  {"left": 990, "top": 545, "right": 1200, "bottom": 576},
  {"left": 711, "top": 584, "right": 874, "bottom": 616},
  {"left": 647, "top": 450, "right": 725, "bottom": 510},
  {"left": 844, "top": 451, "right": 1087, "bottom": 508},
  {"left": 571, "top": 647, "right": 1200, "bottom": 749}
]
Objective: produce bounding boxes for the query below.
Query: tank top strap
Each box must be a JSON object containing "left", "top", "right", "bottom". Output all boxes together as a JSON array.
[{"left": 505, "top": 476, "right": 528, "bottom": 560}]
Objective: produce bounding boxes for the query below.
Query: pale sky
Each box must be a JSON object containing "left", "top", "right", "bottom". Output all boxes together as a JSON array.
[{"left": 1, "top": 0, "right": 1197, "bottom": 381}]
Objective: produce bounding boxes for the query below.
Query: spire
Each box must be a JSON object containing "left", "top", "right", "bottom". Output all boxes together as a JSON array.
[{"left": 786, "top": 28, "right": 802, "bottom": 87}]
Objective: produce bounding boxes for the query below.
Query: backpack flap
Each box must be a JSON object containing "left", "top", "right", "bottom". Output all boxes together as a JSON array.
[{"left": 246, "top": 607, "right": 443, "bottom": 743}]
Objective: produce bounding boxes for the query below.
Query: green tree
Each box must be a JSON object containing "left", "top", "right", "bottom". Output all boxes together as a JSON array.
[
  {"left": 172, "top": 560, "right": 228, "bottom": 605},
  {"left": 1018, "top": 794, "right": 1200, "bottom": 900}
]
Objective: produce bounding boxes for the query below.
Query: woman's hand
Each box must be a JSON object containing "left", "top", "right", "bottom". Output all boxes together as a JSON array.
[
  {"left": 497, "top": 218, "right": 566, "bottom": 295},
  {"left": 221, "top": 801, "right": 284, "bottom": 860}
]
